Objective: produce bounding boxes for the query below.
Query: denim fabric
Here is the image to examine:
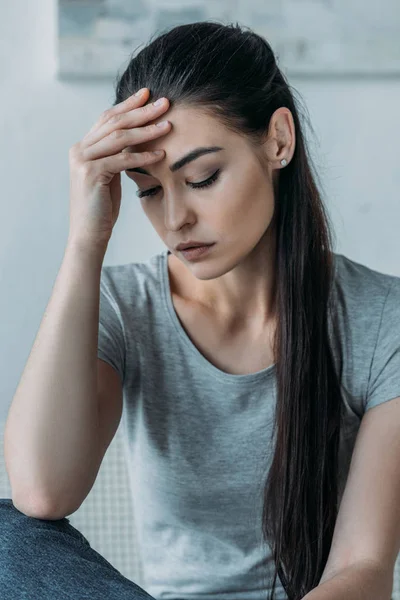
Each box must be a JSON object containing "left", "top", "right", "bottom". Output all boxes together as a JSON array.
[{"left": 0, "top": 498, "right": 157, "bottom": 600}]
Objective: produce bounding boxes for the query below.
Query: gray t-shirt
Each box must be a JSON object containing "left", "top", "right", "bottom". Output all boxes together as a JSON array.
[{"left": 97, "top": 249, "right": 400, "bottom": 600}]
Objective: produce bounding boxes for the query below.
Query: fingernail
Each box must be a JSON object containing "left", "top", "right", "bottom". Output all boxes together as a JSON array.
[
  {"left": 135, "top": 88, "right": 146, "bottom": 96},
  {"left": 154, "top": 97, "right": 166, "bottom": 106}
]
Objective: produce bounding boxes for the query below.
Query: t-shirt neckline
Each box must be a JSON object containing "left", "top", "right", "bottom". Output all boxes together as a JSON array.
[{"left": 159, "top": 249, "right": 276, "bottom": 385}]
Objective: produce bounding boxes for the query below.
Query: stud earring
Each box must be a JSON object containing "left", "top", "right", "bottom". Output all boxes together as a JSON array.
[{"left": 280, "top": 158, "right": 288, "bottom": 167}]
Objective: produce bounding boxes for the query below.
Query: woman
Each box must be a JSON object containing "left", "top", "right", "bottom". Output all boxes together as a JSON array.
[{"left": 2, "top": 21, "right": 399, "bottom": 600}]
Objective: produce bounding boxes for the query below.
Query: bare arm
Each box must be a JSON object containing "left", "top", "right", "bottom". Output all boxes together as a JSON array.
[
  {"left": 4, "top": 241, "right": 107, "bottom": 518},
  {"left": 4, "top": 87, "right": 172, "bottom": 519}
]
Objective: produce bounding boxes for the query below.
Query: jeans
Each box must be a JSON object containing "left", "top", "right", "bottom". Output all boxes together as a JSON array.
[{"left": 0, "top": 498, "right": 158, "bottom": 599}]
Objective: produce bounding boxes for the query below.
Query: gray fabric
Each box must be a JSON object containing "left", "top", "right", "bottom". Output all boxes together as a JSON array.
[{"left": 98, "top": 249, "right": 400, "bottom": 600}]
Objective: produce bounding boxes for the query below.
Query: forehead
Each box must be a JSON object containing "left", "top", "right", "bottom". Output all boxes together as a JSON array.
[
  {"left": 124, "top": 104, "right": 244, "bottom": 178},
  {"left": 148, "top": 103, "right": 221, "bottom": 130},
  {"left": 127, "top": 104, "right": 234, "bottom": 155}
]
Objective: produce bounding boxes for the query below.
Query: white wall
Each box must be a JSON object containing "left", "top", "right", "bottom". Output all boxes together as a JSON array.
[{"left": 1, "top": 0, "right": 399, "bottom": 420}]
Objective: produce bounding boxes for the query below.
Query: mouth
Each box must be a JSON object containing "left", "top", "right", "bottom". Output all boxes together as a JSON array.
[
  {"left": 178, "top": 243, "right": 215, "bottom": 260},
  {"left": 176, "top": 242, "right": 214, "bottom": 251}
]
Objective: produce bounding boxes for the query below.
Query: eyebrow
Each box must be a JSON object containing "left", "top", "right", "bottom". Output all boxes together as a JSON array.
[{"left": 126, "top": 146, "right": 224, "bottom": 176}]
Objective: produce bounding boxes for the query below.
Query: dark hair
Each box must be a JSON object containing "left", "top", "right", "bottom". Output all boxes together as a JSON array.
[{"left": 113, "top": 21, "right": 345, "bottom": 600}]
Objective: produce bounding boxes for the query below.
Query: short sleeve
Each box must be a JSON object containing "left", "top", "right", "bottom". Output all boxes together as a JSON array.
[
  {"left": 97, "top": 268, "right": 126, "bottom": 386},
  {"left": 365, "top": 277, "right": 400, "bottom": 412}
]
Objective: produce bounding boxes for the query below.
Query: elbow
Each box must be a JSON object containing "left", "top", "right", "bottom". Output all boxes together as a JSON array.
[{"left": 11, "top": 491, "right": 72, "bottom": 521}]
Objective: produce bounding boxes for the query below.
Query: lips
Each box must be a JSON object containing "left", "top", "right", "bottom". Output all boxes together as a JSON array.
[{"left": 176, "top": 242, "right": 213, "bottom": 251}]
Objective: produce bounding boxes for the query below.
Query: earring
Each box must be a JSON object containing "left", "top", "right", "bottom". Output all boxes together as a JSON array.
[{"left": 280, "top": 158, "right": 288, "bottom": 167}]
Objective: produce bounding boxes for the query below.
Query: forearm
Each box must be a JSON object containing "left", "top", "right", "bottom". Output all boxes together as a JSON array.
[{"left": 302, "top": 561, "right": 393, "bottom": 600}]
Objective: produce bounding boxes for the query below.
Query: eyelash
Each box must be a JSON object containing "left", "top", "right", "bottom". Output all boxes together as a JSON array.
[{"left": 136, "top": 169, "right": 221, "bottom": 199}]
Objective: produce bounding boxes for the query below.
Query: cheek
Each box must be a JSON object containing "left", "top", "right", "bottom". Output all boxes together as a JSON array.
[
  {"left": 224, "top": 173, "right": 274, "bottom": 228},
  {"left": 141, "top": 204, "right": 170, "bottom": 240},
  {"left": 140, "top": 201, "right": 159, "bottom": 225}
]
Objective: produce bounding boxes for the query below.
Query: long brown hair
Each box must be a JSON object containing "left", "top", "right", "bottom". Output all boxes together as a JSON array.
[{"left": 113, "top": 21, "right": 345, "bottom": 599}]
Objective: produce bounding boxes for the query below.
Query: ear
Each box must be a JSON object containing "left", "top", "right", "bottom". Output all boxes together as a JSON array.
[{"left": 262, "top": 107, "right": 296, "bottom": 172}]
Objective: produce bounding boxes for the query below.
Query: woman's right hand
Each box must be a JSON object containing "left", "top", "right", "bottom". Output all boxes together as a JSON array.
[{"left": 67, "top": 88, "right": 172, "bottom": 251}]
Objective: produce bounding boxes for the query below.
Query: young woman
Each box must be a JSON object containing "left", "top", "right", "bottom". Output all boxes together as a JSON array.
[{"left": 2, "top": 21, "right": 399, "bottom": 600}]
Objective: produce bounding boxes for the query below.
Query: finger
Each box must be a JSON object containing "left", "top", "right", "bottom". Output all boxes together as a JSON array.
[
  {"left": 85, "top": 87, "right": 150, "bottom": 139},
  {"left": 95, "top": 148, "right": 166, "bottom": 177},
  {"left": 82, "top": 120, "right": 171, "bottom": 162},
  {"left": 82, "top": 96, "right": 169, "bottom": 151}
]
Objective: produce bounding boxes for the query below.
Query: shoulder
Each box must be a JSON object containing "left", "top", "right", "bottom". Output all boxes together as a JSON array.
[
  {"left": 331, "top": 253, "right": 400, "bottom": 336},
  {"left": 100, "top": 251, "right": 164, "bottom": 302},
  {"left": 332, "top": 253, "right": 399, "bottom": 307},
  {"left": 332, "top": 251, "right": 400, "bottom": 339},
  {"left": 330, "top": 253, "right": 400, "bottom": 415}
]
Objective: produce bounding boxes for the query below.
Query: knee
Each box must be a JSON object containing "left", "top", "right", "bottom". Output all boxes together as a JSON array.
[
  {"left": 0, "top": 498, "right": 33, "bottom": 551},
  {"left": 0, "top": 497, "right": 41, "bottom": 529},
  {"left": 0, "top": 497, "right": 67, "bottom": 532},
  {"left": 0, "top": 497, "right": 25, "bottom": 518},
  {"left": 0, "top": 498, "right": 68, "bottom": 576},
  {"left": 0, "top": 497, "right": 38, "bottom": 520},
  {"left": 0, "top": 496, "right": 66, "bottom": 520},
  {"left": 0, "top": 497, "right": 74, "bottom": 552}
]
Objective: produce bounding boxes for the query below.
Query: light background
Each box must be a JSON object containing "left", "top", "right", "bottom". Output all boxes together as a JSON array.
[{"left": 57, "top": 0, "right": 400, "bottom": 78}]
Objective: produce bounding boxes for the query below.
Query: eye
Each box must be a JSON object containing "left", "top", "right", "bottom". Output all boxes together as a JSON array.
[{"left": 136, "top": 169, "right": 221, "bottom": 199}]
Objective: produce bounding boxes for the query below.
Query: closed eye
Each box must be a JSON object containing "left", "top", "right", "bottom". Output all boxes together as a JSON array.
[{"left": 135, "top": 169, "right": 221, "bottom": 199}]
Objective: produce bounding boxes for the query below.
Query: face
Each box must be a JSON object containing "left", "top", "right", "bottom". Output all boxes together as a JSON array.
[{"left": 125, "top": 103, "right": 294, "bottom": 287}]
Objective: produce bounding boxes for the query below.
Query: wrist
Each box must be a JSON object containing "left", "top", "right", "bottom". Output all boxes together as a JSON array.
[{"left": 65, "top": 236, "right": 109, "bottom": 261}]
